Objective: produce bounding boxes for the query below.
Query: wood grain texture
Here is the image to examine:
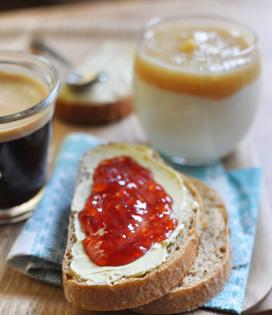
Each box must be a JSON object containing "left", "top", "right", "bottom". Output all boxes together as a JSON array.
[{"left": 0, "top": 0, "right": 272, "bottom": 314}]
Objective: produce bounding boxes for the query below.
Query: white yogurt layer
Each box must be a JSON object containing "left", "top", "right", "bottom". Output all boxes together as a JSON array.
[{"left": 134, "top": 75, "right": 261, "bottom": 162}]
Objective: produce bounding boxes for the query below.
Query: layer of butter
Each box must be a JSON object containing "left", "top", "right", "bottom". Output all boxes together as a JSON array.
[
  {"left": 70, "top": 144, "right": 198, "bottom": 284},
  {"left": 59, "top": 42, "right": 134, "bottom": 104}
]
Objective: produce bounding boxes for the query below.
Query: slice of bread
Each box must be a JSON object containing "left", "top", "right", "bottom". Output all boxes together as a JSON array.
[
  {"left": 135, "top": 178, "right": 232, "bottom": 314},
  {"left": 62, "top": 144, "right": 203, "bottom": 311},
  {"left": 56, "top": 43, "right": 133, "bottom": 125},
  {"left": 56, "top": 95, "right": 133, "bottom": 125}
]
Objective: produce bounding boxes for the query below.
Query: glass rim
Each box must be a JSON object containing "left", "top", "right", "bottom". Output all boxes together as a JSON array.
[
  {"left": 0, "top": 50, "right": 60, "bottom": 124},
  {"left": 142, "top": 14, "right": 258, "bottom": 58}
]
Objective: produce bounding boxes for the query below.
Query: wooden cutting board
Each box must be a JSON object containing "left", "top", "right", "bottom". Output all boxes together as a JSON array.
[{"left": 0, "top": 116, "right": 271, "bottom": 315}]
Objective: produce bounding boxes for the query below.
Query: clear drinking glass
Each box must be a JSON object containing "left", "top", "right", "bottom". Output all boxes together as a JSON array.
[
  {"left": 0, "top": 51, "right": 60, "bottom": 223},
  {"left": 134, "top": 16, "right": 261, "bottom": 165}
]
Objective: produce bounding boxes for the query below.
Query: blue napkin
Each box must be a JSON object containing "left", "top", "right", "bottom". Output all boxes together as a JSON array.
[{"left": 7, "top": 133, "right": 262, "bottom": 314}]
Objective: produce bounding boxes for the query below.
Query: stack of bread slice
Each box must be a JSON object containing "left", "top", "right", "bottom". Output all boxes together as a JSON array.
[{"left": 62, "top": 144, "right": 231, "bottom": 313}]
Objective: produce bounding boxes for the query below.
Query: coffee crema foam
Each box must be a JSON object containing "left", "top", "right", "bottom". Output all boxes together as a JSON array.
[{"left": 0, "top": 72, "right": 51, "bottom": 142}]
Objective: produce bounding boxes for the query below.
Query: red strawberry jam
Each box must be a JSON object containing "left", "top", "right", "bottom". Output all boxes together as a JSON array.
[{"left": 79, "top": 156, "right": 177, "bottom": 266}]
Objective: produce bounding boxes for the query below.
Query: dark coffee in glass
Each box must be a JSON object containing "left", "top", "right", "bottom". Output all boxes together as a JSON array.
[
  {"left": 0, "top": 52, "right": 59, "bottom": 223},
  {"left": 0, "top": 121, "right": 51, "bottom": 208}
]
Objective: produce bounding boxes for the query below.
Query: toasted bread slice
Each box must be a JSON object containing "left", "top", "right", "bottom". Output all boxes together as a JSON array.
[
  {"left": 135, "top": 178, "right": 232, "bottom": 314},
  {"left": 62, "top": 144, "right": 203, "bottom": 311}
]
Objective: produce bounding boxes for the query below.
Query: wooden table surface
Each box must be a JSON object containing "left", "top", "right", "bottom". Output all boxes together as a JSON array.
[{"left": 0, "top": 1, "right": 272, "bottom": 314}]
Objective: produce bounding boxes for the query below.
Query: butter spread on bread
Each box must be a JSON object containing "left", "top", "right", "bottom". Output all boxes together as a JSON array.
[{"left": 70, "top": 144, "right": 198, "bottom": 284}]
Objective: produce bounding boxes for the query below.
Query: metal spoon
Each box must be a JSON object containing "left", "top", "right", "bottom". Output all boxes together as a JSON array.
[{"left": 30, "top": 38, "right": 108, "bottom": 89}]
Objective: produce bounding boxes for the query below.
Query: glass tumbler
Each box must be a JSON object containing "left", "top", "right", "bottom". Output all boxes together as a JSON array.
[
  {"left": 0, "top": 51, "right": 60, "bottom": 223},
  {"left": 134, "top": 16, "right": 261, "bottom": 165}
]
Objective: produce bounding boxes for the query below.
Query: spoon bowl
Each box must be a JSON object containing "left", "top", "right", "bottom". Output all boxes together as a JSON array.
[
  {"left": 66, "top": 70, "right": 109, "bottom": 89},
  {"left": 30, "top": 38, "right": 109, "bottom": 89}
]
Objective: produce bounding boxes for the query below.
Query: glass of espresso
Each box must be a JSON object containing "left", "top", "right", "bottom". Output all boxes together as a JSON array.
[{"left": 0, "top": 51, "right": 59, "bottom": 223}]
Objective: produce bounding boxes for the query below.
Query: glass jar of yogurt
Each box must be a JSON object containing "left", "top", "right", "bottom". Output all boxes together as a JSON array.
[{"left": 134, "top": 15, "right": 261, "bottom": 165}]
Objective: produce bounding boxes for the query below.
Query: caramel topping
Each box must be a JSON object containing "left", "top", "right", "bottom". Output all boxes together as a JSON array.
[{"left": 135, "top": 24, "right": 261, "bottom": 99}]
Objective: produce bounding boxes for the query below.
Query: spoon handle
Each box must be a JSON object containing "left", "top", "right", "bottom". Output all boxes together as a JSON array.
[{"left": 31, "top": 39, "right": 72, "bottom": 69}]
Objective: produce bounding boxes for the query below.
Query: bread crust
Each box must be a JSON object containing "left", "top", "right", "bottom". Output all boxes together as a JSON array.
[
  {"left": 56, "top": 95, "right": 133, "bottom": 125},
  {"left": 135, "top": 178, "right": 232, "bottom": 314},
  {"left": 62, "top": 149, "right": 203, "bottom": 311}
]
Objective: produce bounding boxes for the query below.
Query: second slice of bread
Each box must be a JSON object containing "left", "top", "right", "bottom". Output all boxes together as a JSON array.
[
  {"left": 135, "top": 178, "right": 232, "bottom": 314},
  {"left": 62, "top": 144, "right": 203, "bottom": 311}
]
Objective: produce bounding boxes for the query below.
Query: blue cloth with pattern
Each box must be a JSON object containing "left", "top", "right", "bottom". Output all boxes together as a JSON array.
[{"left": 7, "top": 133, "right": 262, "bottom": 314}]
